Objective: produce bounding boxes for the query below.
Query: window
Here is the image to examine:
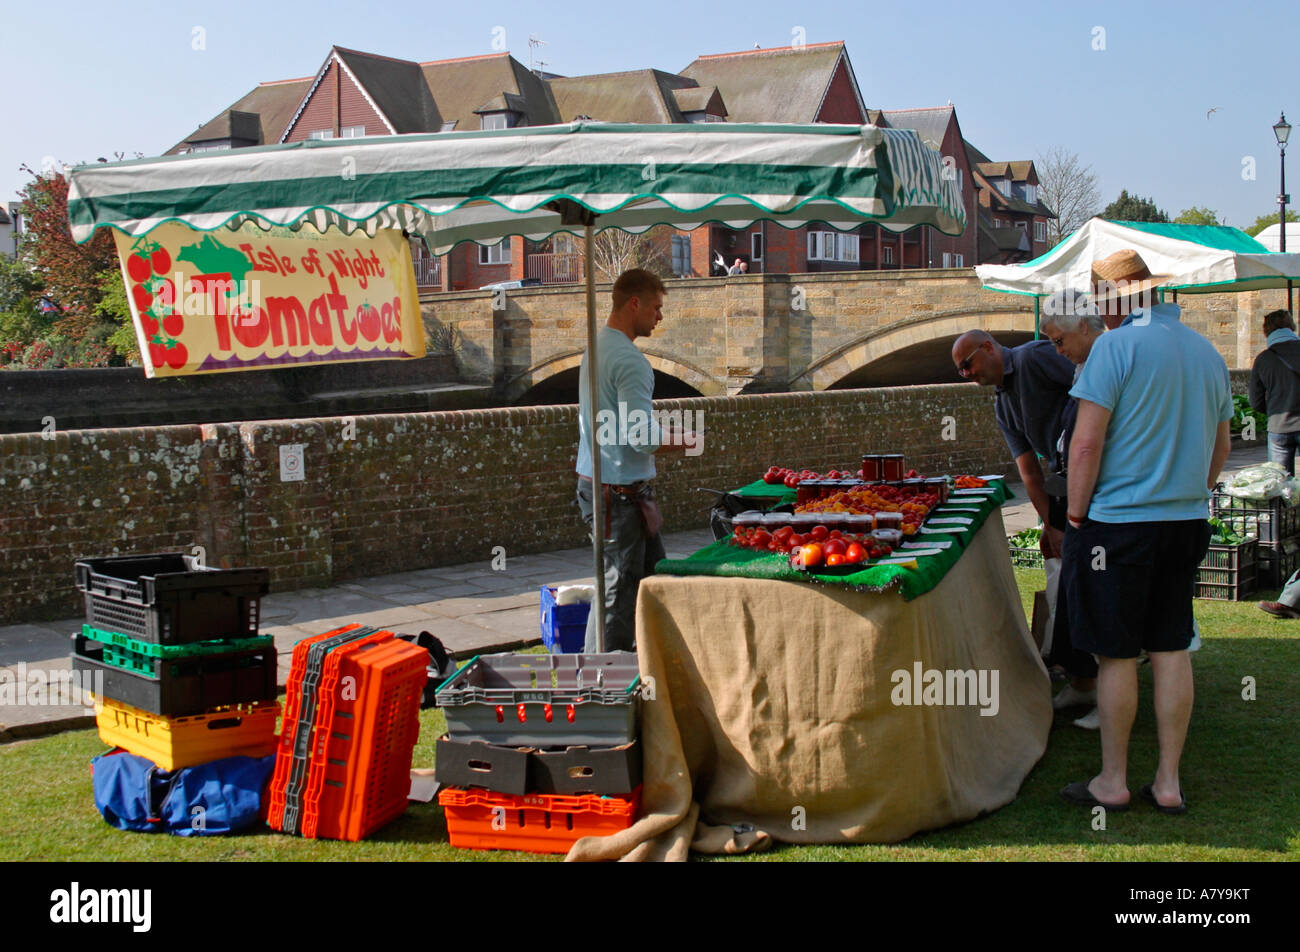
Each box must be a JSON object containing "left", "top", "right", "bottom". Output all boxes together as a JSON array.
[
  {"left": 808, "top": 230, "right": 858, "bottom": 262},
  {"left": 1016, "top": 221, "right": 1027, "bottom": 232},
  {"left": 997, "top": 178, "right": 1011, "bottom": 198},
  {"left": 685, "top": 112, "right": 725, "bottom": 123},
  {"left": 671, "top": 235, "right": 691, "bottom": 276},
  {"left": 440, "top": 120, "right": 459, "bottom": 132},
  {"left": 751, "top": 233, "right": 764, "bottom": 261},
  {"left": 1035, "top": 221, "right": 1046, "bottom": 243},
  {"left": 339, "top": 125, "right": 366, "bottom": 138},
  {"left": 953, "top": 254, "right": 964, "bottom": 268},
  {"left": 189, "top": 141, "right": 232, "bottom": 152},
  {"left": 478, "top": 240, "right": 511, "bottom": 265},
  {"left": 942, "top": 253, "right": 965, "bottom": 268},
  {"left": 308, "top": 129, "right": 334, "bottom": 140},
  {"left": 882, "top": 245, "right": 895, "bottom": 266},
  {"left": 1024, "top": 184, "right": 1036, "bottom": 204},
  {"left": 481, "top": 113, "right": 515, "bottom": 130}
]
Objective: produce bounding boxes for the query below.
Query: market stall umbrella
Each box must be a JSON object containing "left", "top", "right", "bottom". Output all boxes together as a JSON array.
[
  {"left": 67, "top": 120, "right": 966, "bottom": 649},
  {"left": 976, "top": 218, "right": 1300, "bottom": 329}
]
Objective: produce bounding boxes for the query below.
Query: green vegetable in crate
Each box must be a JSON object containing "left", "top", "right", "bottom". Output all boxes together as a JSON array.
[
  {"left": 1008, "top": 527, "right": 1043, "bottom": 549},
  {"left": 1207, "top": 517, "right": 1245, "bottom": 545}
]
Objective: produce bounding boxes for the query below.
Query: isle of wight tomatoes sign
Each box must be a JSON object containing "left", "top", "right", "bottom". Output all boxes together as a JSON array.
[{"left": 112, "top": 222, "right": 426, "bottom": 377}]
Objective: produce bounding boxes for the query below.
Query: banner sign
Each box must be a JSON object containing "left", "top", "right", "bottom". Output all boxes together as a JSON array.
[{"left": 112, "top": 222, "right": 425, "bottom": 376}]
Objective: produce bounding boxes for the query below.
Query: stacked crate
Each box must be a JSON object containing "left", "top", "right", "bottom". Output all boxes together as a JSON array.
[
  {"left": 1212, "top": 492, "right": 1300, "bottom": 589},
  {"left": 72, "top": 554, "right": 279, "bottom": 770},
  {"left": 434, "top": 652, "right": 642, "bottom": 854},
  {"left": 267, "top": 623, "right": 427, "bottom": 841}
]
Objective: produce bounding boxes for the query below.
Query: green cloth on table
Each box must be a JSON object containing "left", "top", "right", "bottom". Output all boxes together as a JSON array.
[
  {"left": 730, "top": 479, "right": 796, "bottom": 503},
  {"left": 658, "top": 480, "right": 1014, "bottom": 600}
]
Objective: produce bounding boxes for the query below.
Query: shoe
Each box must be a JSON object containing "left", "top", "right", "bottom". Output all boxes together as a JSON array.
[
  {"left": 1073, "top": 707, "right": 1100, "bottom": 730},
  {"left": 1060, "top": 780, "right": 1129, "bottom": 811},
  {"left": 1139, "top": 783, "right": 1187, "bottom": 815},
  {"left": 1258, "top": 601, "right": 1300, "bottom": 619},
  {"left": 1053, "top": 684, "right": 1097, "bottom": 710}
]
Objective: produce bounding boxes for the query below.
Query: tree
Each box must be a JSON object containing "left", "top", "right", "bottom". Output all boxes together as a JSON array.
[
  {"left": 16, "top": 166, "right": 118, "bottom": 341},
  {"left": 1101, "top": 189, "right": 1169, "bottom": 223},
  {"left": 1174, "top": 206, "right": 1220, "bottom": 226},
  {"left": 580, "top": 226, "right": 673, "bottom": 283},
  {"left": 1245, "top": 209, "right": 1299, "bottom": 237},
  {"left": 1035, "top": 146, "right": 1101, "bottom": 247}
]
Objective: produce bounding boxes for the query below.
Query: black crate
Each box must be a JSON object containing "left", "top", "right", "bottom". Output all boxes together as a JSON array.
[
  {"left": 71, "top": 635, "right": 277, "bottom": 716},
  {"left": 1211, "top": 493, "right": 1300, "bottom": 545},
  {"left": 1195, "top": 540, "right": 1258, "bottom": 601},
  {"left": 1256, "top": 541, "right": 1300, "bottom": 590},
  {"left": 74, "top": 554, "right": 269, "bottom": 645},
  {"left": 434, "top": 734, "right": 642, "bottom": 797}
]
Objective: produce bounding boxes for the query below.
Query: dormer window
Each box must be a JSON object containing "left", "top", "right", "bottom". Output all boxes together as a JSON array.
[
  {"left": 683, "top": 111, "right": 725, "bottom": 123},
  {"left": 481, "top": 112, "right": 519, "bottom": 130}
]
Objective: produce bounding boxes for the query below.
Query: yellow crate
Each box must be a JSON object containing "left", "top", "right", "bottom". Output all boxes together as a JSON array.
[{"left": 96, "top": 696, "right": 280, "bottom": 771}]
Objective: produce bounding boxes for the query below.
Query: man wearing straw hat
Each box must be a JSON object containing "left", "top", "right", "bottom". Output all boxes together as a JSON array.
[{"left": 1058, "top": 249, "right": 1233, "bottom": 815}]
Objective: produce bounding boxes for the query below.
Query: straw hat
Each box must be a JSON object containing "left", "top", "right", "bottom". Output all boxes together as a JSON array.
[{"left": 1090, "top": 248, "right": 1172, "bottom": 304}]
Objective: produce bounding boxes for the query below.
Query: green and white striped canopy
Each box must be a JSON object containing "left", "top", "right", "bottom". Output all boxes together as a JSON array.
[{"left": 68, "top": 121, "right": 965, "bottom": 249}]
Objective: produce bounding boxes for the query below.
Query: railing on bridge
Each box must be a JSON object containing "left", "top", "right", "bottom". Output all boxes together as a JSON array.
[{"left": 526, "top": 253, "right": 585, "bottom": 285}]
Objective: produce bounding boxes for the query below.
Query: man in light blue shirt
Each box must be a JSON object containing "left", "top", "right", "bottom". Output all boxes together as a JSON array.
[
  {"left": 576, "top": 269, "right": 691, "bottom": 652},
  {"left": 1058, "top": 249, "right": 1233, "bottom": 816}
]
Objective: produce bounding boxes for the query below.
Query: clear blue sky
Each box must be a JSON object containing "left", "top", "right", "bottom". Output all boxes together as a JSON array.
[{"left": 5, "top": 0, "right": 1297, "bottom": 228}]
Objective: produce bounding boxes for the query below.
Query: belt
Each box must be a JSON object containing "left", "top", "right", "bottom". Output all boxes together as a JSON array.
[{"left": 578, "top": 474, "right": 651, "bottom": 497}]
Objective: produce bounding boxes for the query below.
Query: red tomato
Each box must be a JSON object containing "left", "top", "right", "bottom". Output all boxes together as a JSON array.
[
  {"left": 798, "top": 543, "right": 823, "bottom": 568},
  {"left": 828, "top": 530, "right": 844, "bottom": 539},
  {"left": 825, "top": 553, "right": 845, "bottom": 567},
  {"left": 824, "top": 538, "right": 847, "bottom": 556},
  {"left": 751, "top": 530, "right": 771, "bottom": 548},
  {"left": 773, "top": 525, "right": 794, "bottom": 542},
  {"left": 150, "top": 247, "right": 171, "bottom": 276},
  {"left": 844, "top": 542, "right": 867, "bottom": 564},
  {"left": 809, "top": 525, "right": 829, "bottom": 541},
  {"left": 789, "top": 534, "right": 806, "bottom": 547},
  {"left": 127, "top": 254, "right": 151, "bottom": 284}
]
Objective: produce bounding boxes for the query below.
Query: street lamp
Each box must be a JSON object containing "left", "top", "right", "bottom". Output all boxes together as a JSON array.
[{"left": 1275, "top": 111, "right": 1292, "bottom": 312}]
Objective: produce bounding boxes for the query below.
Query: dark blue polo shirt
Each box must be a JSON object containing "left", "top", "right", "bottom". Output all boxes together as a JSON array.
[{"left": 994, "top": 340, "right": 1076, "bottom": 464}]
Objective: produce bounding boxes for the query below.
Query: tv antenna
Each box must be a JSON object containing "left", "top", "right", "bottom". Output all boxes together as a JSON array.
[{"left": 529, "top": 34, "right": 549, "bottom": 75}]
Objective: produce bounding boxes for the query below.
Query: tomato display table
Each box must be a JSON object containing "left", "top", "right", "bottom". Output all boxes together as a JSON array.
[{"left": 566, "top": 508, "right": 1051, "bottom": 860}]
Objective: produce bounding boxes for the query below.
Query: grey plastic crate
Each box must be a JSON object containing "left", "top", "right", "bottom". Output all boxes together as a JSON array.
[{"left": 435, "top": 652, "right": 640, "bottom": 747}]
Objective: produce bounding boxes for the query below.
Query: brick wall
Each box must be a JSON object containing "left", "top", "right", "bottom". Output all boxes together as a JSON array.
[{"left": 0, "top": 384, "right": 1011, "bottom": 625}]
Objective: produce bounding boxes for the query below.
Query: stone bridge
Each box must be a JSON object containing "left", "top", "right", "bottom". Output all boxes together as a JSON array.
[{"left": 421, "top": 270, "right": 1271, "bottom": 403}]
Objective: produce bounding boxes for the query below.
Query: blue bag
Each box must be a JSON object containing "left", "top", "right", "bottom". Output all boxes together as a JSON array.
[{"left": 91, "top": 750, "right": 275, "bottom": 836}]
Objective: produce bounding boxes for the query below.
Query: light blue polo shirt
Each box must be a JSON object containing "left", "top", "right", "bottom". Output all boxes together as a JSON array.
[
  {"left": 576, "top": 325, "right": 660, "bottom": 484},
  {"left": 1070, "top": 302, "right": 1232, "bottom": 522}
]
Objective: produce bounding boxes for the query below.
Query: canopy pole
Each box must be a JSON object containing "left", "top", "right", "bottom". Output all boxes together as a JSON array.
[
  {"left": 1033, "top": 297, "right": 1040, "bottom": 339},
  {"left": 584, "top": 223, "right": 606, "bottom": 653}
]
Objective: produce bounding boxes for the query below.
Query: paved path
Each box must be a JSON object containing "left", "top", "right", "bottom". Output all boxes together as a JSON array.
[{"left": 0, "top": 440, "right": 1271, "bottom": 739}]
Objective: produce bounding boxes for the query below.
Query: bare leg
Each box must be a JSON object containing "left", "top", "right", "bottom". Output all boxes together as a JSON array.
[
  {"left": 1147, "top": 649, "right": 1193, "bottom": 807},
  {"left": 1089, "top": 656, "right": 1138, "bottom": 804}
]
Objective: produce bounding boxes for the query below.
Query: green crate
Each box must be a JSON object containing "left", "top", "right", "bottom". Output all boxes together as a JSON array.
[
  {"left": 82, "top": 624, "right": 271, "bottom": 659},
  {"left": 1008, "top": 545, "right": 1044, "bottom": 569}
]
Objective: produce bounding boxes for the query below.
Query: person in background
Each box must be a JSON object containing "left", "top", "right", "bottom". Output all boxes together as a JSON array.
[
  {"left": 1059, "top": 250, "right": 1232, "bottom": 815},
  {"left": 1248, "top": 309, "right": 1300, "bottom": 476},
  {"left": 1039, "top": 291, "right": 1105, "bottom": 728}
]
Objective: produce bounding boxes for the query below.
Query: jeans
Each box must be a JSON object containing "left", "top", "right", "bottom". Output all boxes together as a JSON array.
[
  {"left": 1280, "top": 568, "right": 1300, "bottom": 610},
  {"left": 1268, "top": 431, "right": 1300, "bottom": 477},
  {"left": 575, "top": 479, "right": 666, "bottom": 653}
]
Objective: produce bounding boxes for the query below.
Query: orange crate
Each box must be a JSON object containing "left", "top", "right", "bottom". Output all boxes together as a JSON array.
[
  {"left": 300, "top": 634, "right": 426, "bottom": 841},
  {"left": 438, "top": 786, "right": 641, "bottom": 854},
  {"left": 268, "top": 623, "right": 374, "bottom": 833},
  {"left": 95, "top": 696, "right": 280, "bottom": 771}
]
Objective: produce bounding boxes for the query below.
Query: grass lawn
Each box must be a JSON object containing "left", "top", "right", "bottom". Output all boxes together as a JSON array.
[{"left": 1, "top": 568, "right": 1296, "bottom": 862}]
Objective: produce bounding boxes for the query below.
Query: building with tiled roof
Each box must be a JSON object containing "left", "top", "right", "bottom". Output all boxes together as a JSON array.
[{"left": 166, "top": 42, "right": 1050, "bottom": 287}]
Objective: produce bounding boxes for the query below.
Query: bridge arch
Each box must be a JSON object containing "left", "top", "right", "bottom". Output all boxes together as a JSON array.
[
  {"left": 503, "top": 349, "right": 725, "bottom": 404},
  {"left": 799, "top": 306, "right": 1040, "bottom": 391}
]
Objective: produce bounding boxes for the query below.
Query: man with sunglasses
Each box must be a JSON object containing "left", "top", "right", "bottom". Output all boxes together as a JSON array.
[{"left": 951, "top": 328, "right": 1076, "bottom": 560}]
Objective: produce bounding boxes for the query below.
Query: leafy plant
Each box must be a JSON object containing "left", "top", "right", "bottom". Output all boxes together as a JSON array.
[
  {"left": 1208, "top": 517, "right": 1247, "bottom": 545},
  {"left": 1230, "top": 394, "right": 1267, "bottom": 434},
  {"left": 1008, "top": 527, "right": 1043, "bottom": 549}
]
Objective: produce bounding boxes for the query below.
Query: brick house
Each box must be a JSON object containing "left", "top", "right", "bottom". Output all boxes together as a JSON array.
[
  {"left": 964, "top": 141, "right": 1055, "bottom": 264},
  {"left": 168, "top": 42, "right": 1049, "bottom": 288}
]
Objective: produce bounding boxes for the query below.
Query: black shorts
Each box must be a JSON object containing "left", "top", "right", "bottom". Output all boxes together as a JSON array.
[{"left": 1061, "top": 518, "right": 1211, "bottom": 659}]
